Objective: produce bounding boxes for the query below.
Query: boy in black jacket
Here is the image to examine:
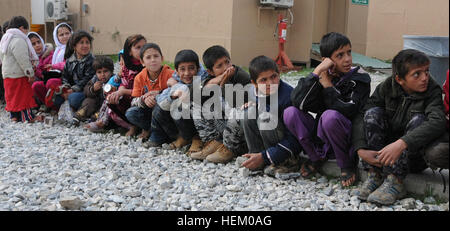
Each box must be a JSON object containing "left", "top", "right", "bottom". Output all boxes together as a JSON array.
[{"left": 284, "top": 32, "right": 371, "bottom": 187}]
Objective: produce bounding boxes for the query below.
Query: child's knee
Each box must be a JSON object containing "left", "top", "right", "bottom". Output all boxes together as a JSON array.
[
  {"left": 283, "top": 106, "right": 300, "bottom": 125},
  {"left": 319, "top": 110, "right": 344, "bottom": 131}
]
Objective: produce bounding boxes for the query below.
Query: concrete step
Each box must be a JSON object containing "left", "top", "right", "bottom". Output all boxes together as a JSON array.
[{"left": 319, "top": 159, "right": 449, "bottom": 201}]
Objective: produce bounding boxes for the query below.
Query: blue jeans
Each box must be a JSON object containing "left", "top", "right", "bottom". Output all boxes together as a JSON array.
[
  {"left": 150, "top": 104, "right": 196, "bottom": 144},
  {"left": 125, "top": 106, "right": 153, "bottom": 131},
  {"left": 68, "top": 92, "right": 85, "bottom": 110}
]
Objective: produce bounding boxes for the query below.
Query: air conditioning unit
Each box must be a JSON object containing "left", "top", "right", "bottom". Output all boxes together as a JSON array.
[
  {"left": 45, "top": 0, "right": 68, "bottom": 21},
  {"left": 260, "top": 0, "right": 294, "bottom": 8}
]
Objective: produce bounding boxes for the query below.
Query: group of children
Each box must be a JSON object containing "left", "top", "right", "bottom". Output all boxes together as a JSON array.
[{"left": 1, "top": 16, "right": 449, "bottom": 206}]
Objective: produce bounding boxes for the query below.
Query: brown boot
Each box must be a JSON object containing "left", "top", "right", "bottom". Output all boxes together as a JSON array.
[
  {"left": 190, "top": 140, "right": 221, "bottom": 160},
  {"left": 187, "top": 135, "right": 203, "bottom": 156},
  {"left": 168, "top": 136, "right": 189, "bottom": 150},
  {"left": 206, "top": 144, "right": 234, "bottom": 163}
]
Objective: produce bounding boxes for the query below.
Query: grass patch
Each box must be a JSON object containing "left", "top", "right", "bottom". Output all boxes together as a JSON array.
[{"left": 163, "top": 61, "right": 175, "bottom": 70}]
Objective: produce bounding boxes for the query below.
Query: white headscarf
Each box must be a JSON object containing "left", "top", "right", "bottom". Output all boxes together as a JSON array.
[
  {"left": 0, "top": 28, "right": 39, "bottom": 65},
  {"left": 51, "top": 22, "right": 72, "bottom": 65},
  {"left": 27, "top": 31, "right": 46, "bottom": 56}
]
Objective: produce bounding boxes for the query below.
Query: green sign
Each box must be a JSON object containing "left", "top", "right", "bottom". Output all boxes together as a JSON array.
[{"left": 352, "top": 0, "right": 369, "bottom": 5}]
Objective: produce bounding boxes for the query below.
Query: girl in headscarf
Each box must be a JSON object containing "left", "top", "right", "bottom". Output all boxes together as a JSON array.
[
  {"left": 28, "top": 32, "right": 54, "bottom": 106},
  {"left": 48, "top": 22, "right": 72, "bottom": 71}
]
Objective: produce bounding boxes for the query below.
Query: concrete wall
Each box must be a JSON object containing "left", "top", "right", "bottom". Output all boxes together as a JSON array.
[
  {"left": 365, "top": 0, "right": 450, "bottom": 60},
  {"left": 0, "top": 0, "right": 32, "bottom": 29}
]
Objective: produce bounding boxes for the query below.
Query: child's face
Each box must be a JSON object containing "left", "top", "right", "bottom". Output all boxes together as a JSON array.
[
  {"left": 74, "top": 37, "right": 91, "bottom": 58},
  {"left": 330, "top": 44, "right": 352, "bottom": 74},
  {"left": 396, "top": 64, "right": 430, "bottom": 94},
  {"left": 252, "top": 70, "right": 280, "bottom": 96},
  {"left": 30, "top": 37, "right": 43, "bottom": 55},
  {"left": 57, "top": 27, "right": 71, "bottom": 45},
  {"left": 119, "top": 56, "right": 124, "bottom": 68},
  {"left": 96, "top": 67, "right": 112, "bottom": 83},
  {"left": 141, "top": 48, "right": 163, "bottom": 73},
  {"left": 177, "top": 62, "right": 198, "bottom": 84},
  {"left": 208, "top": 56, "right": 232, "bottom": 77},
  {"left": 130, "top": 39, "right": 146, "bottom": 60}
]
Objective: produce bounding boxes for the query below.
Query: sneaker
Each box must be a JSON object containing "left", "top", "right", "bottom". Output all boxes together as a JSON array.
[
  {"left": 190, "top": 140, "right": 221, "bottom": 160},
  {"left": 367, "top": 174, "right": 406, "bottom": 205},
  {"left": 206, "top": 144, "right": 234, "bottom": 164},
  {"left": 352, "top": 171, "right": 383, "bottom": 201}
]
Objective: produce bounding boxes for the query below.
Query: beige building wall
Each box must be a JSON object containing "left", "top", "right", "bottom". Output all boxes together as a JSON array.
[
  {"left": 327, "top": 0, "right": 348, "bottom": 35},
  {"left": 346, "top": 2, "right": 368, "bottom": 54},
  {"left": 230, "top": 0, "right": 316, "bottom": 66},
  {"left": 68, "top": 0, "right": 234, "bottom": 64},
  {"left": 365, "top": 0, "right": 450, "bottom": 60},
  {"left": 312, "top": 0, "right": 329, "bottom": 43},
  {"left": 0, "top": 0, "right": 32, "bottom": 29}
]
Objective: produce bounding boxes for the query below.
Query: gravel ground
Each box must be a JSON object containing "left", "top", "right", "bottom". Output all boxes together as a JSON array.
[{"left": 0, "top": 71, "right": 448, "bottom": 211}]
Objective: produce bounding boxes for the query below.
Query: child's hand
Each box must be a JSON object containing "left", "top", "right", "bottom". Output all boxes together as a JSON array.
[
  {"left": 170, "top": 90, "right": 183, "bottom": 99},
  {"left": 167, "top": 78, "right": 178, "bottom": 87},
  {"left": 93, "top": 81, "right": 103, "bottom": 91},
  {"left": 241, "top": 101, "right": 256, "bottom": 110},
  {"left": 242, "top": 153, "right": 264, "bottom": 170},
  {"left": 219, "top": 66, "right": 235, "bottom": 86},
  {"left": 314, "top": 58, "right": 335, "bottom": 75},
  {"left": 107, "top": 91, "right": 122, "bottom": 104},
  {"left": 377, "top": 139, "right": 408, "bottom": 167},
  {"left": 144, "top": 94, "right": 157, "bottom": 108},
  {"left": 357, "top": 149, "right": 382, "bottom": 168},
  {"left": 44, "top": 64, "right": 52, "bottom": 71}
]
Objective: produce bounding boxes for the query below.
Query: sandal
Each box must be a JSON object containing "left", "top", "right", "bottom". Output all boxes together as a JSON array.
[
  {"left": 300, "top": 158, "right": 327, "bottom": 179},
  {"left": 340, "top": 168, "right": 357, "bottom": 187}
]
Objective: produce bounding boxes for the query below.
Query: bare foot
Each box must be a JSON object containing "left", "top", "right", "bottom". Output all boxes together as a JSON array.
[
  {"left": 125, "top": 126, "right": 138, "bottom": 137},
  {"left": 138, "top": 130, "right": 150, "bottom": 140},
  {"left": 341, "top": 172, "right": 357, "bottom": 187}
]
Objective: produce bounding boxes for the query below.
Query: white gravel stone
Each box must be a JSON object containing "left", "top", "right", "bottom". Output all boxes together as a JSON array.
[
  {"left": 59, "top": 196, "right": 84, "bottom": 210},
  {"left": 1, "top": 89, "right": 436, "bottom": 212}
]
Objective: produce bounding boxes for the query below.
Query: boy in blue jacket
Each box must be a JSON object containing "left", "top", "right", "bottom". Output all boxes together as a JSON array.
[{"left": 241, "top": 56, "right": 301, "bottom": 173}]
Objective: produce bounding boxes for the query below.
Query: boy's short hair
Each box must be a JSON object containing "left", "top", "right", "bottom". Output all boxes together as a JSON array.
[
  {"left": 202, "top": 45, "right": 231, "bottom": 71},
  {"left": 140, "top": 43, "right": 163, "bottom": 60},
  {"left": 175, "top": 49, "right": 200, "bottom": 70},
  {"left": 392, "top": 49, "right": 430, "bottom": 79},
  {"left": 249, "top": 55, "right": 279, "bottom": 82},
  {"left": 8, "top": 16, "right": 29, "bottom": 30},
  {"left": 92, "top": 56, "right": 114, "bottom": 73},
  {"left": 2, "top": 21, "right": 9, "bottom": 33},
  {"left": 320, "top": 32, "right": 351, "bottom": 58}
]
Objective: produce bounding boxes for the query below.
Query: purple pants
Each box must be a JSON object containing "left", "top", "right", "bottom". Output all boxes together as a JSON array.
[{"left": 283, "top": 107, "right": 356, "bottom": 169}]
